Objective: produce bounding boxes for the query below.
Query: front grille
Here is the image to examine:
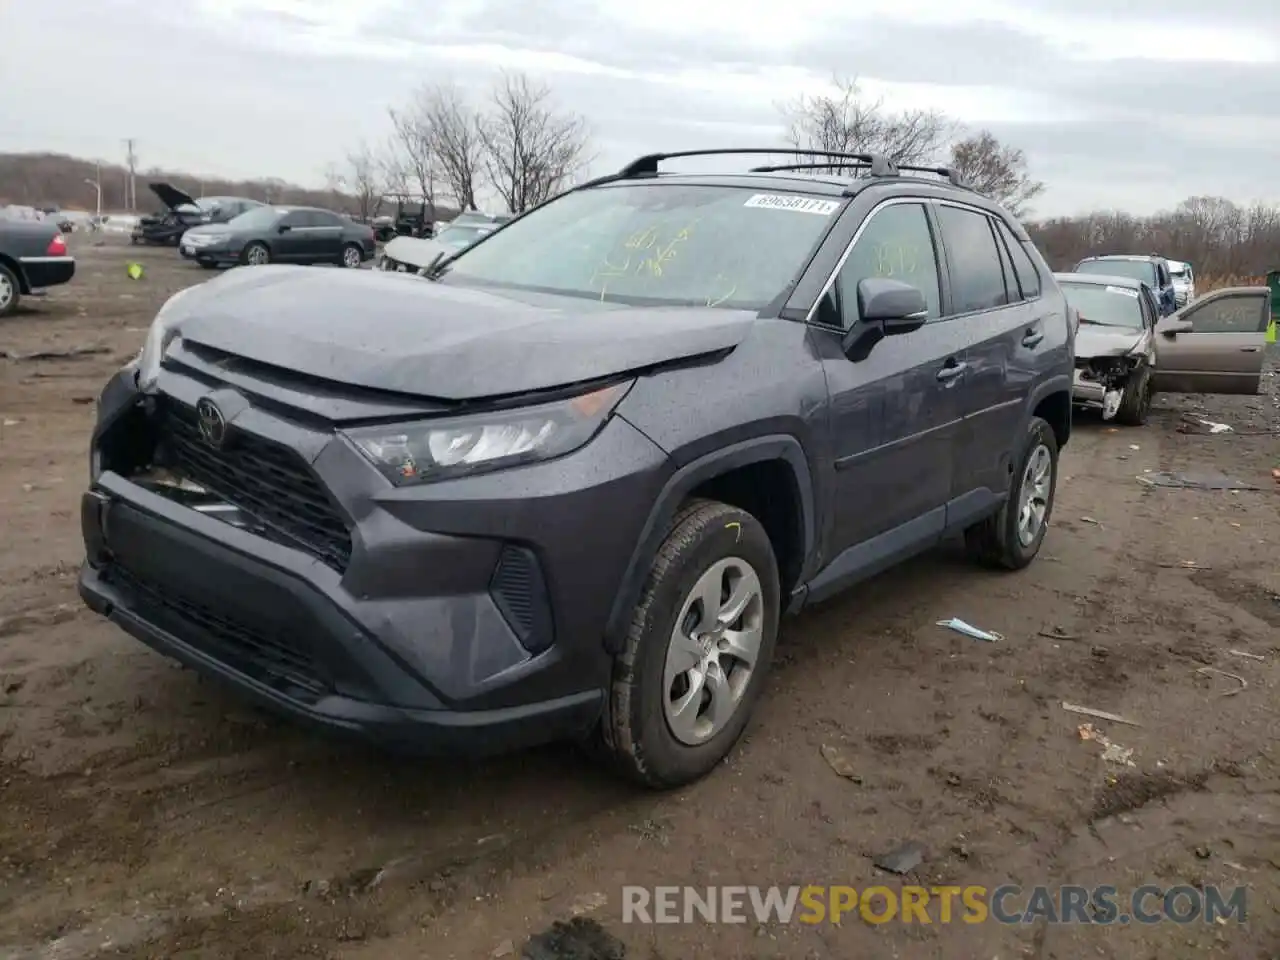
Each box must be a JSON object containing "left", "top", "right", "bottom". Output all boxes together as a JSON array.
[
  {"left": 158, "top": 400, "right": 353, "bottom": 572},
  {"left": 110, "top": 564, "right": 329, "bottom": 697}
]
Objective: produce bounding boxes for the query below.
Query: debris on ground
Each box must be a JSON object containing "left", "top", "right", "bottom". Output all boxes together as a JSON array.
[
  {"left": 568, "top": 892, "right": 608, "bottom": 917},
  {"left": 521, "top": 918, "right": 625, "bottom": 960},
  {"left": 1061, "top": 702, "right": 1141, "bottom": 726},
  {"left": 1228, "top": 649, "right": 1265, "bottom": 662},
  {"left": 935, "top": 618, "right": 1003, "bottom": 642},
  {"left": 1158, "top": 560, "right": 1208, "bottom": 570},
  {"left": 1038, "top": 627, "right": 1080, "bottom": 641},
  {"left": 1178, "top": 414, "right": 1233, "bottom": 434},
  {"left": 820, "top": 744, "right": 863, "bottom": 782},
  {"left": 1196, "top": 666, "right": 1248, "bottom": 696},
  {"left": 0, "top": 345, "right": 111, "bottom": 361},
  {"left": 1080, "top": 516, "right": 1102, "bottom": 525},
  {"left": 1077, "top": 723, "right": 1136, "bottom": 767},
  {"left": 874, "top": 841, "right": 926, "bottom": 875},
  {"left": 1139, "top": 470, "right": 1260, "bottom": 491}
]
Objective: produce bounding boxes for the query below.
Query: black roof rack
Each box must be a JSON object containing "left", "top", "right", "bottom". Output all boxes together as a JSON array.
[
  {"left": 894, "top": 163, "right": 970, "bottom": 189},
  {"left": 747, "top": 162, "right": 875, "bottom": 174},
  {"left": 616, "top": 148, "right": 899, "bottom": 179}
]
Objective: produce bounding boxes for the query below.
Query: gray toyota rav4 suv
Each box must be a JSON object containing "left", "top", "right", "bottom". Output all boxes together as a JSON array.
[{"left": 80, "top": 149, "right": 1074, "bottom": 788}]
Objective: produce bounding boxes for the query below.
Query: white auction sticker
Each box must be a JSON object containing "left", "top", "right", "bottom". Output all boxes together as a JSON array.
[
  {"left": 1105, "top": 285, "right": 1140, "bottom": 298},
  {"left": 743, "top": 193, "right": 840, "bottom": 215}
]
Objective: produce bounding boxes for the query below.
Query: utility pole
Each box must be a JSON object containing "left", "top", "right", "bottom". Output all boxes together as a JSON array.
[{"left": 123, "top": 139, "right": 137, "bottom": 210}]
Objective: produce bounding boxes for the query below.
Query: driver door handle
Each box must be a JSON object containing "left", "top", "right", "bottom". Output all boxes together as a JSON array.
[
  {"left": 1022, "top": 327, "right": 1044, "bottom": 348},
  {"left": 936, "top": 360, "right": 967, "bottom": 382},
  {"left": 1240, "top": 346, "right": 1260, "bottom": 352}
]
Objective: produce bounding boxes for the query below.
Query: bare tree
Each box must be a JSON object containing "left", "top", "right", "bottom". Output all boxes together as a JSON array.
[
  {"left": 477, "top": 71, "right": 592, "bottom": 214},
  {"left": 413, "top": 84, "right": 485, "bottom": 212},
  {"left": 948, "top": 130, "right": 1045, "bottom": 217},
  {"left": 341, "top": 141, "right": 383, "bottom": 220},
  {"left": 779, "top": 75, "right": 954, "bottom": 168},
  {"left": 387, "top": 104, "right": 436, "bottom": 206}
]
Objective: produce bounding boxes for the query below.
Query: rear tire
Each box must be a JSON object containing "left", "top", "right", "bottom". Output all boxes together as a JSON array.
[
  {"left": 0, "top": 263, "right": 20, "bottom": 317},
  {"left": 1115, "top": 365, "right": 1152, "bottom": 426},
  {"left": 965, "top": 416, "right": 1059, "bottom": 570},
  {"left": 341, "top": 243, "right": 363, "bottom": 269},
  {"left": 595, "top": 499, "right": 780, "bottom": 788}
]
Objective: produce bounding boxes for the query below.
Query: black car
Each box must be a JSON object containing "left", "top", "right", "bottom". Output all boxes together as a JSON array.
[
  {"left": 80, "top": 147, "right": 1073, "bottom": 788},
  {"left": 0, "top": 217, "right": 75, "bottom": 316},
  {"left": 132, "top": 184, "right": 264, "bottom": 246},
  {"left": 178, "top": 205, "right": 377, "bottom": 268}
]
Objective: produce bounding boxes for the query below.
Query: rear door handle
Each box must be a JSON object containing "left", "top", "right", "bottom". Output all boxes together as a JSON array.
[
  {"left": 1240, "top": 346, "right": 1260, "bottom": 353},
  {"left": 1022, "top": 327, "right": 1044, "bottom": 348},
  {"left": 936, "top": 361, "right": 967, "bottom": 382}
]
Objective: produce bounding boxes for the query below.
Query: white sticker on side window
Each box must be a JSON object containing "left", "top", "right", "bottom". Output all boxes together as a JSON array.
[
  {"left": 743, "top": 193, "right": 840, "bottom": 215},
  {"left": 1105, "top": 285, "right": 1140, "bottom": 298}
]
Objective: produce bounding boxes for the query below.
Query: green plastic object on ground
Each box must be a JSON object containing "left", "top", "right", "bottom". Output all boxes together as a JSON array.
[
  {"left": 126, "top": 262, "right": 143, "bottom": 280},
  {"left": 1267, "top": 269, "right": 1278, "bottom": 343}
]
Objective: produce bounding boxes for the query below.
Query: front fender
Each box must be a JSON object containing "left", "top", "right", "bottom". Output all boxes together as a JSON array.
[{"left": 601, "top": 434, "right": 816, "bottom": 653}]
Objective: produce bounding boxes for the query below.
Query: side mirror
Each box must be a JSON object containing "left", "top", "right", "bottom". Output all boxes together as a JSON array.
[
  {"left": 1159, "top": 317, "right": 1192, "bottom": 337},
  {"left": 858, "top": 277, "right": 928, "bottom": 333},
  {"left": 840, "top": 278, "right": 928, "bottom": 361},
  {"left": 277, "top": 223, "right": 291, "bottom": 233}
]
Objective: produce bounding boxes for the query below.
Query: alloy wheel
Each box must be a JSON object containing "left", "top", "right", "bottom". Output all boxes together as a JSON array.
[
  {"left": 662, "top": 558, "right": 765, "bottom": 746},
  {"left": 1016, "top": 444, "right": 1053, "bottom": 546}
]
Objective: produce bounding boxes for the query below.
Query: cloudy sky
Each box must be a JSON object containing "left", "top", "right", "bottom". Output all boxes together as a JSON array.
[{"left": 1, "top": 0, "right": 1276, "bottom": 217}]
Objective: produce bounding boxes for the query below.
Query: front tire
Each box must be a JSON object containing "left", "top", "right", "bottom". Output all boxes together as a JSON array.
[
  {"left": 0, "top": 264, "right": 21, "bottom": 317},
  {"left": 242, "top": 242, "right": 270, "bottom": 266},
  {"left": 598, "top": 499, "right": 780, "bottom": 788},
  {"left": 341, "top": 243, "right": 363, "bottom": 268},
  {"left": 1115, "top": 365, "right": 1152, "bottom": 426},
  {"left": 965, "top": 416, "right": 1059, "bottom": 570}
]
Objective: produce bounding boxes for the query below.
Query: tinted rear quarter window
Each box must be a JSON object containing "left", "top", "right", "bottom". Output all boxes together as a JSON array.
[
  {"left": 995, "top": 221, "right": 1040, "bottom": 297},
  {"left": 935, "top": 205, "right": 1007, "bottom": 314}
]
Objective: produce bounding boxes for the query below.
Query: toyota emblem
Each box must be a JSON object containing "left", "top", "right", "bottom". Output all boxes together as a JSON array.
[{"left": 195, "top": 397, "right": 228, "bottom": 447}]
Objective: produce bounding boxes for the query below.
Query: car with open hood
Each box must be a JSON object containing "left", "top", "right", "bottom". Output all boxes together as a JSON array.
[
  {"left": 80, "top": 147, "right": 1075, "bottom": 788},
  {"left": 131, "top": 183, "right": 264, "bottom": 246},
  {"left": 178, "top": 205, "right": 376, "bottom": 269},
  {"left": 1058, "top": 272, "right": 1271, "bottom": 424}
]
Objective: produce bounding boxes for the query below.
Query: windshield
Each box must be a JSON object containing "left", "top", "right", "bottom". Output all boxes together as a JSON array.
[
  {"left": 1061, "top": 282, "right": 1145, "bottom": 329},
  {"left": 441, "top": 183, "right": 841, "bottom": 309},
  {"left": 227, "top": 206, "right": 284, "bottom": 230},
  {"left": 1076, "top": 259, "right": 1156, "bottom": 285}
]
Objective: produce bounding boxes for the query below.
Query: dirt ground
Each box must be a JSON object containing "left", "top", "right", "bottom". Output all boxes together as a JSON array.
[{"left": 2, "top": 237, "right": 1279, "bottom": 960}]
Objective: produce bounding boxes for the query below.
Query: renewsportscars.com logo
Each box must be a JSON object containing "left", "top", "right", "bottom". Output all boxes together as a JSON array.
[{"left": 621, "top": 885, "right": 1247, "bottom": 926}]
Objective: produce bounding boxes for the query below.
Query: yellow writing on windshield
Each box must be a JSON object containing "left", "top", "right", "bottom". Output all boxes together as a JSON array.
[{"left": 591, "top": 222, "right": 699, "bottom": 300}]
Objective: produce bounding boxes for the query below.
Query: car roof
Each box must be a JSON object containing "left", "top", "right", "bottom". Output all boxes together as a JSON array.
[
  {"left": 1055, "top": 272, "right": 1146, "bottom": 290},
  {"left": 1078, "top": 254, "right": 1164, "bottom": 264}
]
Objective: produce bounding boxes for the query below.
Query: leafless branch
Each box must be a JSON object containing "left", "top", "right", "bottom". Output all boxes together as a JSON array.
[
  {"left": 948, "top": 129, "right": 1045, "bottom": 217},
  {"left": 778, "top": 75, "right": 955, "bottom": 169},
  {"left": 477, "top": 71, "right": 592, "bottom": 214}
]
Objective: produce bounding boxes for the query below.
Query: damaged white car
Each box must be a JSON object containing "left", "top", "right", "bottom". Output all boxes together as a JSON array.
[{"left": 1058, "top": 272, "right": 1272, "bottom": 426}]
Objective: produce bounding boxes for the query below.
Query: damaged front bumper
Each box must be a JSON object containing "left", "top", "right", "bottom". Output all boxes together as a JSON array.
[{"left": 1073, "top": 355, "right": 1141, "bottom": 420}]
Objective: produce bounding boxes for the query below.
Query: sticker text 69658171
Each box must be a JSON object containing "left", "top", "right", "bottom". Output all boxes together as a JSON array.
[{"left": 743, "top": 194, "right": 841, "bottom": 215}]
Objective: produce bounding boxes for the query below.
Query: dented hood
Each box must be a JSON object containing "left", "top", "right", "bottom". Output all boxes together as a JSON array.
[
  {"left": 1076, "top": 325, "right": 1147, "bottom": 359},
  {"left": 167, "top": 266, "right": 756, "bottom": 401}
]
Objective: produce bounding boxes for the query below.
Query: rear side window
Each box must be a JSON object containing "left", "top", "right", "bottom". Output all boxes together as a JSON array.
[
  {"left": 995, "top": 221, "right": 1041, "bottom": 298},
  {"left": 935, "top": 205, "right": 1008, "bottom": 314}
]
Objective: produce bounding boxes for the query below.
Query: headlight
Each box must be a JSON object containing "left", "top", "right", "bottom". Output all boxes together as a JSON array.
[
  {"left": 344, "top": 382, "right": 631, "bottom": 485},
  {"left": 135, "top": 284, "right": 199, "bottom": 392}
]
